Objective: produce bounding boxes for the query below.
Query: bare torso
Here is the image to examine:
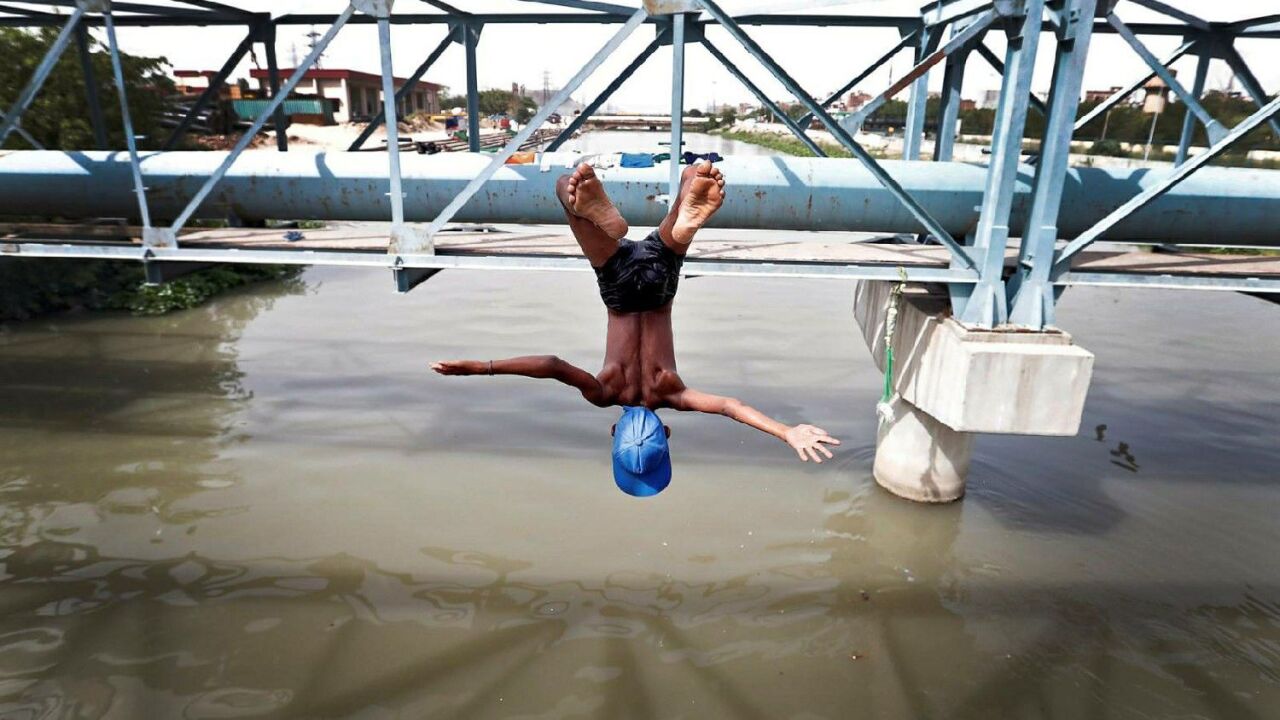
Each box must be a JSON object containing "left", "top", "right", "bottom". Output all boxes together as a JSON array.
[
  {"left": 431, "top": 161, "right": 841, "bottom": 462},
  {"left": 596, "top": 303, "right": 685, "bottom": 409}
]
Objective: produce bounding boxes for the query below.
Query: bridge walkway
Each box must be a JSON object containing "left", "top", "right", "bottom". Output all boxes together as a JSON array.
[{"left": 3, "top": 222, "right": 1278, "bottom": 294}]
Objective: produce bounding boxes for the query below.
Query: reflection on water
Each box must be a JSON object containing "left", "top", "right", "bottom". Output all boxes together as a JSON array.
[{"left": 1, "top": 231, "right": 1279, "bottom": 715}]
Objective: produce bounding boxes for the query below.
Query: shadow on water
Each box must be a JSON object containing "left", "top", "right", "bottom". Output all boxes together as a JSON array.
[{"left": 1, "top": 476, "right": 1277, "bottom": 717}]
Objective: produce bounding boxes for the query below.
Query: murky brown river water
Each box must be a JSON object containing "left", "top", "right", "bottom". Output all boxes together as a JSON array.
[{"left": 2, "top": 133, "right": 1279, "bottom": 718}]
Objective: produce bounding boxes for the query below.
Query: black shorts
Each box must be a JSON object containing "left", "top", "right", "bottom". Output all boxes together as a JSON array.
[{"left": 594, "top": 230, "right": 685, "bottom": 314}]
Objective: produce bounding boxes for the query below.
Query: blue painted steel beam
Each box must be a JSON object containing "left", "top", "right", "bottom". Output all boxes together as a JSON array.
[
  {"left": 1175, "top": 48, "right": 1210, "bottom": 165},
  {"left": 261, "top": 22, "right": 289, "bottom": 152},
  {"left": 102, "top": 6, "right": 152, "bottom": 233},
  {"left": 1006, "top": 0, "right": 1099, "bottom": 329},
  {"left": 953, "top": 0, "right": 1044, "bottom": 328},
  {"left": 464, "top": 22, "right": 481, "bottom": 153},
  {"left": 74, "top": 23, "right": 109, "bottom": 150},
  {"left": 6, "top": 152, "right": 1280, "bottom": 246},
  {"left": 376, "top": 14, "right": 407, "bottom": 238},
  {"left": 668, "top": 12, "right": 686, "bottom": 204},
  {"left": 1127, "top": 0, "right": 1209, "bottom": 31},
  {"left": 901, "top": 24, "right": 942, "bottom": 161}
]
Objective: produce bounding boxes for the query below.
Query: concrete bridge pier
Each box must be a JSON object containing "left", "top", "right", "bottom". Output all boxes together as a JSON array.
[{"left": 853, "top": 282, "right": 1095, "bottom": 503}]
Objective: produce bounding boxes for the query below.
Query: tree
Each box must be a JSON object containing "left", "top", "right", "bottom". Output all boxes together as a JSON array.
[
  {"left": 438, "top": 88, "right": 538, "bottom": 124},
  {"left": 0, "top": 26, "right": 174, "bottom": 150}
]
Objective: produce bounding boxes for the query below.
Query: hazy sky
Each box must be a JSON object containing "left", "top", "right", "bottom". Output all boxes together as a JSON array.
[{"left": 33, "top": 1, "right": 1280, "bottom": 113}]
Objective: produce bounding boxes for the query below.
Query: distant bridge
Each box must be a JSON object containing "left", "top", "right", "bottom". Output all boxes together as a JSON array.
[{"left": 574, "top": 115, "right": 712, "bottom": 131}]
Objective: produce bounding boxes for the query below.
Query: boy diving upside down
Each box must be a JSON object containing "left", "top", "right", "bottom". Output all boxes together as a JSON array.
[{"left": 433, "top": 161, "right": 839, "bottom": 495}]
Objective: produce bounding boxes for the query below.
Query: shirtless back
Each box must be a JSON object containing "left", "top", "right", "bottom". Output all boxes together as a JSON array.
[{"left": 433, "top": 161, "right": 840, "bottom": 465}]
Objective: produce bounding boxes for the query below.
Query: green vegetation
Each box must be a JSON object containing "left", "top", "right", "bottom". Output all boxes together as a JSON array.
[
  {"left": 112, "top": 265, "right": 304, "bottom": 316},
  {"left": 1087, "top": 138, "right": 1126, "bottom": 157},
  {"left": 0, "top": 27, "right": 305, "bottom": 321},
  {"left": 0, "top": 26, "right": 173, "bottom": 150},
  {"left": 714, "top": 129, "right": 886, "bottom": 159},
  {"left": 439, "top": 89, "right": 538, "bottom": 124},
  {"left": 0, "top": 261, "right": 303, "bottom": 322}
]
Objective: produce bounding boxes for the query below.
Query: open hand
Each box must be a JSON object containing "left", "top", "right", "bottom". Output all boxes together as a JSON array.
[
  {"left": 431, "top": 360, "right": 486, "bottom": 376},
  {"left": 785, "top": 424, "right": 840, "bottom": 463}
]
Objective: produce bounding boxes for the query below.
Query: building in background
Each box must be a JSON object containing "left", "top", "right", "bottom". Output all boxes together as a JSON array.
[
  {"left": 1085, "top": 85, "right": 1125, "bottom": 104},
  {"left": 847, "top": 91, "right": 872, "bottom": 110},
  {"left": 174, "top": 70, "right": 244, "bottom": 100},
  {"left": 978, "top": 88, "right": 1000, "bottom": 109},
  {"left": 248, "top": 68, "right": 442, "bottom": 124}
]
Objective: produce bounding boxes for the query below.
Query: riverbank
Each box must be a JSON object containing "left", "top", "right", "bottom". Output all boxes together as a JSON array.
[{"left": 0, "top": 260, "right": 301, "bottom": 322}]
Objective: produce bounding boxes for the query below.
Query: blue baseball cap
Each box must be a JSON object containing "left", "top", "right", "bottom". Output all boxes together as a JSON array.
[{"left": 612, "top": 406, "right": 672, "bottom": 497}]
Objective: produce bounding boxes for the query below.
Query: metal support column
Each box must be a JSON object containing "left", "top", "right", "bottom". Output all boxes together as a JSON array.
[
  {"left": 1007, "top": 0, "right": 1099, "bottom": 329},
  {"left": 74, "top": 23, "right": 109, "bottom": 150},
  {"left": 0, "top": 6, "right": 85, "bottom": 146},
  {"left": 952, "top": 0, "right": 1044, "bottom": 327},
  {"left": 668, "top": 12, "right": 686, "bottom": 203},
  {"left": 902, "top": 25, "right": 941, "bottom": 161},
  {"left": 262, "top": 22, "right": 289, "bottom": 151},
  {"left": 1175, "top": 46, "right": 1210, "bottom": 165},
  {"left": 102, "top": 2, "right": 154, "bottom": 241},
  {"left": 372, "top": 2, "right": 425, "bottom": 255},
  {"left": 464, "top": 22, "right": 481, "bottom": 153},
  {"left": 933, "top": 27, "right": 977, "bottom": 162}
]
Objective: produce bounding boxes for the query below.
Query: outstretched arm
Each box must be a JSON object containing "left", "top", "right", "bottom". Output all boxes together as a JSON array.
[
  {"left": 432, "top": 356, "right": 607, "bottom": 406},
  {"left": 668, "top": 388, "right": 840, "bottom": 463}
]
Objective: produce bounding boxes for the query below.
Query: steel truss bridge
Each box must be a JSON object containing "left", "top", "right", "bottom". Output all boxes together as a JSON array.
[{"left": 0, "top": 0, "right": 1278, "bottom": 329}]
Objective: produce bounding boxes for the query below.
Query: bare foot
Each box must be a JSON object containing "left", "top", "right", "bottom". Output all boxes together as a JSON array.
[
  {"left": 672, "top": 162, "right": 725, "bottom": 245},
  {"left": 556, "top": 163, "right": 628, "bottom": 240}
]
